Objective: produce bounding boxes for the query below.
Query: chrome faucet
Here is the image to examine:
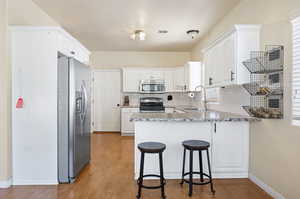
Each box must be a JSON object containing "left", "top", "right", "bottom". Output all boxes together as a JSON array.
[{"left": 195, "top": 85, "right": 207, "bottom": 111}]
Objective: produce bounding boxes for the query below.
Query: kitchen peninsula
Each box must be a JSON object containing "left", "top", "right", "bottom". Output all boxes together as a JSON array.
[{"left": 131, "top": 110, "right": 259, "bottom": 179}]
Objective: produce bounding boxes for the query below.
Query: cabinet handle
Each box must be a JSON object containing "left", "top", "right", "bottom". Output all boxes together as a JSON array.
[
  {"left": 70, "top": 51, "right": 75, "bottom": 55},
  {"left": 209, "top": 77, "right": 213, "bottom": 86},
  {"left": 214, "top": 123, "right": 216, "bottom": 133},
  {"left": 230, "top": 70, "right": 235, "bottom": 81}
]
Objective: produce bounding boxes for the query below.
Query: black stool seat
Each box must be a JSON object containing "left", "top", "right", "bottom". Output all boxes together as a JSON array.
[
  {"left": 138, "top": 142, "right": 166, "bottom": 153},
  {"left": 182, "top": 140, "right": 210, "bottom": 150}
]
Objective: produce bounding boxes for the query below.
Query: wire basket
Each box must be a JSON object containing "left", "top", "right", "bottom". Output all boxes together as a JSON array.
[
  {"left": 242, "top": 45, "right": 284, "bottom": 119},
  {"left": 243, "top": 46, "right": 284, "bottom": 74}
]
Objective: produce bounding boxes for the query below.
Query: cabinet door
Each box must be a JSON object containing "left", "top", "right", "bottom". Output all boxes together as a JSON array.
[
  {"left": 212, "top": 43, "right": 227, "bottom": 85},
  {"left": 173, "top": 67, "right": 185, "bottom": 91},
  {"left": 184, "top": 64, "right": 190, "bottom": 90},
  {"left": 185, "top": 62, "right": 202, "bottom": 91},
  {"left": 123, "top": 70, "right": 142, "bottom": 92},
  {"left": 58, "top": 32, "right": 73, "bottom": 57},
  {"left": 212, "top": 122, "right": 249, "bottom": 175},
  {"left": 142, "top": 70, "right": 164, "bottom": 80},
  {"left": 222, "top": 33, "right": 236, "bottom": 83},
  {"left": 204, "top": 50, "right": 214, "bottom": 87},
  {"left": 121, "top": 110, "right": 135, "bottom": 133},
  {"left": 163, "top": 70, "right": 174, "bottom": 92}
]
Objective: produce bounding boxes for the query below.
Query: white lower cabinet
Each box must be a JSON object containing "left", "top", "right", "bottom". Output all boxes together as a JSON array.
[
  {"left": 134, "top": 121, "right": 250, "bottom": 179},
  {"left": 211, "top": 122, "right": 249, "bottom": 178},
  {"left": 121, "top": 108, "right": 139, "bottom": 136}
]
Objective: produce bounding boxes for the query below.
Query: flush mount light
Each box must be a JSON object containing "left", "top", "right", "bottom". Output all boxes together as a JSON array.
[
  {"left": 187, "top": 30, "right": 199, "bottom": 39},
  {"left": 158, "top": 30, "right": 168, "bottom": 34},
  {"left": 130, "top": 30, "right": 146, "bottom": 41}
]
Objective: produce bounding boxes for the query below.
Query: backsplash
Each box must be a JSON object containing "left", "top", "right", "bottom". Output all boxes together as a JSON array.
[
  {"left": 121, "top": 92, "right": 202, "bottom": 107},
  {"left": 122, "top": 86, "right": 250, "bottom": 115},
  {"left": 208, "top": 86, "right": 250, "bottom": 115}
]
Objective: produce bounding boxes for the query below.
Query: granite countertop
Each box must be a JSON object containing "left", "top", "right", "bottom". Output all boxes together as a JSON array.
[
  {"left": 120, "top": 105, "right": 177, "bottom": 108},
  {"left": 130, "top": 110, "right": 260, "bottom": 122},
  {"left": 121, "top": 105, "right": 140, "bottom": 108}
]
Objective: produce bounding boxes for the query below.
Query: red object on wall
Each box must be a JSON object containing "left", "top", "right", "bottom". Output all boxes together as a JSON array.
[{"left": 16, "top": 97, "right": 24, "bottom": 109}]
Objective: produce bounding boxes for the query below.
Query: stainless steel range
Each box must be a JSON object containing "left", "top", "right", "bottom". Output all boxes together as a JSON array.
[{"left": 139, "top": 97, "right": 165, "bottom": 112}]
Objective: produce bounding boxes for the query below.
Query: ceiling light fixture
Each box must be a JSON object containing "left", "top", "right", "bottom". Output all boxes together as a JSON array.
[
  {"left": 158, "top": 30, "right": 168, "bottom": 34},
  {"left": 187, "top": 30, "right": 199, "bottom": 39},
  {"left": 130, "top": 30, "right": 146, "bottom": 41}
]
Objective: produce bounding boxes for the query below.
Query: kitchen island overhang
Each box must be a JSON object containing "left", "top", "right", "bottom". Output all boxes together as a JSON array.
[{"left": 131, "top": 111, "right": 259, "bottom": 180}]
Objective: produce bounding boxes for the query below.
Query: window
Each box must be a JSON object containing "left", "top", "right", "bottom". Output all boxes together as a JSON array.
[{"left": 292, "top": 16, "right": 300, "bottom": 125}]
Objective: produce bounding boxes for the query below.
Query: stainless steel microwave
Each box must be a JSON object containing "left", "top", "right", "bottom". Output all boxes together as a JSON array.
[{"left": 139, "top": 79, "right": 166, "bottom": 94}]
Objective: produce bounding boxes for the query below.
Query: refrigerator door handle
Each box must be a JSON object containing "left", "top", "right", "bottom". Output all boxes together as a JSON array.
[
  {"left": 76, "top": 97, "right": 83, "bottom": 113},
  {"left": 81, "top": 81, "right": 88, "bottom": 121}
]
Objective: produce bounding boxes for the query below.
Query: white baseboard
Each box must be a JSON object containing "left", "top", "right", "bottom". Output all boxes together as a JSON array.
[
  {"left": 249, "top": 173, "right": 285, "bottom": 199},
  {"left": 12, "top": 179, "right": 58, "bottom": 186},
  {"left": 0, "top": 178, "right": 12, "bottom": 188}
]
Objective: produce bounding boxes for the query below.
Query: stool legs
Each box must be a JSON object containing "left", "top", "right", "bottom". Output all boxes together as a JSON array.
[
  {"left": 159, "top": 152, "right": 166, "bottom": 199},
  {"left": 180, "top": 149, "right": 186, "bottom": 185},
  {"left": 180, "top": 148, "right": 215, "bottom": 196},
  {"left": 137, "top": 152, "right": 145, "bottom": 199},
  {"left": 206, "top": 149, "right": 215, "bottom": 194},
  {"left": 199, "top": 150, "right": 204, "bottom": 182},
  {"left": 188, "top": 150, "right": 193, "bottom": 197},
  {"left": 137, "top": 151, "right": 166, "bottom": 199}
]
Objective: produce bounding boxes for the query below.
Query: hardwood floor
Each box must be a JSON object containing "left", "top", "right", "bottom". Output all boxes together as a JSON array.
[{"left": 0, "top": 133, "right": 272, "bottom": 199}]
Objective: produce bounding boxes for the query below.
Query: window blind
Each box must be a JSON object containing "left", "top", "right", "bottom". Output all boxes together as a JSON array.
[{"left": 292, "top": 16, "right": 300, "bottom": 125}]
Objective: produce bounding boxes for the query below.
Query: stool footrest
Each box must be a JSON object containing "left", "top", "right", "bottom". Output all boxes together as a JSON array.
[
  {"left": 182, "top": 172, "right": 212, "bottom": 185},
  {"left": 137, "top": 174, "right": 166, "bottom": 190}
]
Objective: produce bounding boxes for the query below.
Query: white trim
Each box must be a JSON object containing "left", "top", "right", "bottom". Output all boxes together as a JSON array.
[
  {"left": 249, "top": 173, "right": 286, "bottom": 199},
  {"left": 12, "top": 179, "right": 58, "bottom": 186},
  {"left": 201, "top": 24, "right": 261, "bottom": 53},
  {"left": 0, "top": 178, "right": 12, "bottom": 188}
]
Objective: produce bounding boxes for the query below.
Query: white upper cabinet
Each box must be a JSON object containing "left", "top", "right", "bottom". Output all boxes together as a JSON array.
[
  {"left": 122, "top": 69, "right": 142, "bottom": 92},
  {"left": 163, "top": 69, "right": 175, "bottom": 92},
  {"left": 203, "top": 25, "right": 261, "bottom": 87},
  {"left": 173, "top": 67, "right": 185, "bottom": 91},
  {"left": 122, "top": 63, "right": 202, "bottom": 93},
  {"left": 184, "top": 62, "right": 202, "bottom": 91},
  {"left": 57, "top": 29, "right": 90, "bottom": 65}
]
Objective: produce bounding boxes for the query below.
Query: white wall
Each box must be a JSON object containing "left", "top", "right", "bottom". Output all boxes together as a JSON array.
[
  {"left": 0, "top": 0, "right": 59, "bottom": 187},
  {"left": 8, "top": 0, "right": 59, "bottom": 26},
  {"left": 0, "top": 0, "right": 11, "bottom": 186},
  {"left": 90, "top": 51, "right": 191, "bottom": 68},
  {"left": 191, "top": 0, "right": 300, "bottom": 198}
]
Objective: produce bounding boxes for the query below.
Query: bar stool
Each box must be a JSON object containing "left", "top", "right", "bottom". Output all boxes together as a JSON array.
[
  {"left": 180, "top": 140, "right": 215, "bottom": 197},
  {"left": 137, "top": 142, "right": 166, "bottom": 199}
]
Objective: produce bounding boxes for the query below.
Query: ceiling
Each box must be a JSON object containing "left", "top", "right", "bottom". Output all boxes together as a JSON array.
[{"left": 33, "top": 0, "right": 240, "bottom": 51}]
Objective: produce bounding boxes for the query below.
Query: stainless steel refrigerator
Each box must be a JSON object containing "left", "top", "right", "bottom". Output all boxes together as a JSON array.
[{"left": 58, "top": 54, "right": 91, "bottom": 183}]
